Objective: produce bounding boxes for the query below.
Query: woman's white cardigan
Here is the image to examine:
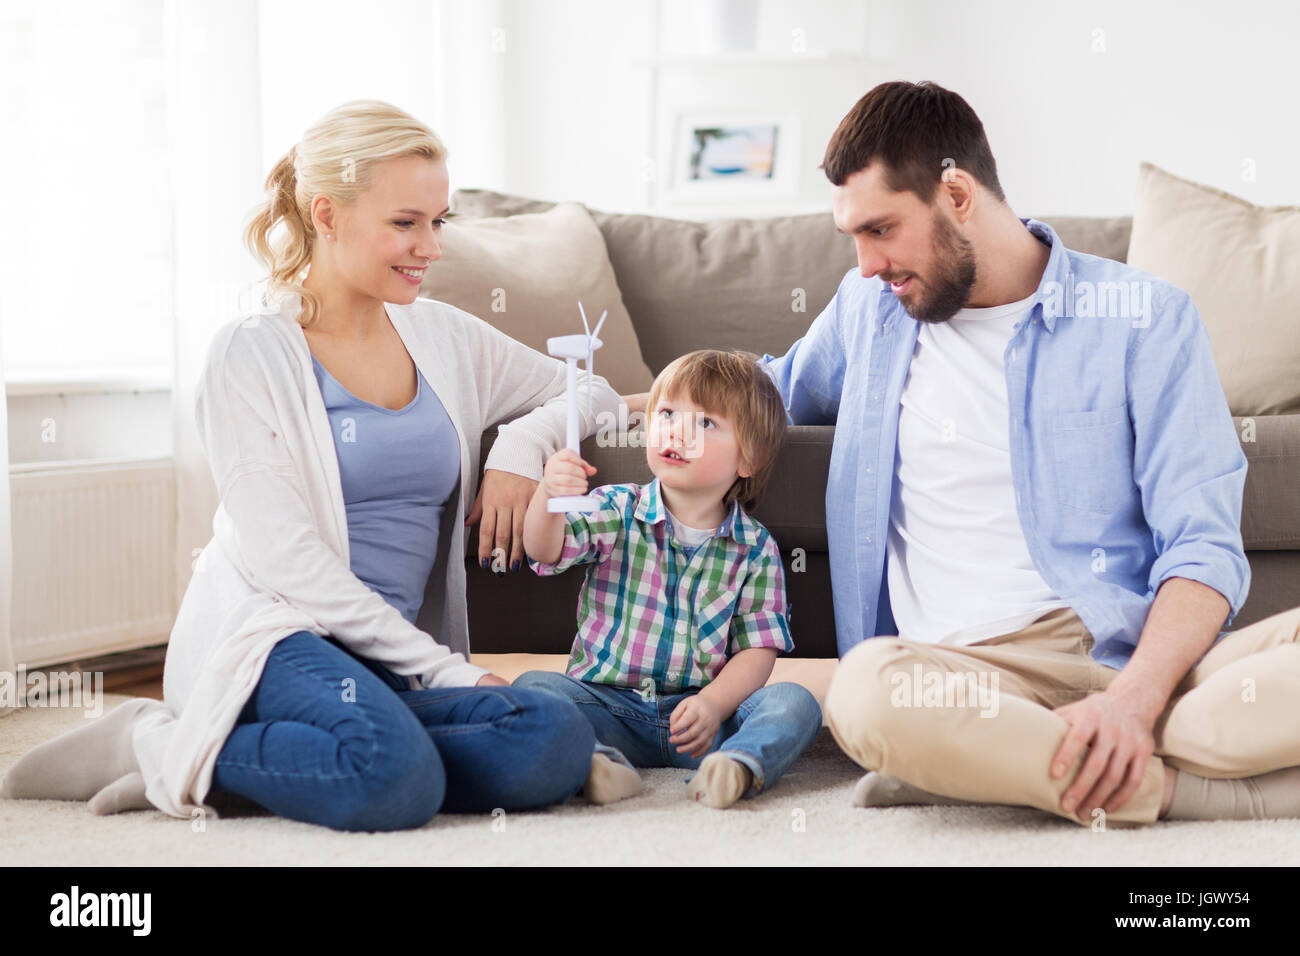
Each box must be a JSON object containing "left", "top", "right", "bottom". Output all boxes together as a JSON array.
[{"left": 128, "top": 294, "right": 622, "bottom": 819}]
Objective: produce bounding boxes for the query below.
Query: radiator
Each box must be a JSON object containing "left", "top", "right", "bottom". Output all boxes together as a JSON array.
[{"left": 9, "top": 458, "right": 176, "bottom": 668}]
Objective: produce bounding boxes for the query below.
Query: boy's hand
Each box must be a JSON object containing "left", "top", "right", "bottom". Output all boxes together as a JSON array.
[
  {"left": 669, "top": 695, "right": 725, "bottom": 758},
  {"left": 541, "top": 448, "right": 597, "bottom": 499}
]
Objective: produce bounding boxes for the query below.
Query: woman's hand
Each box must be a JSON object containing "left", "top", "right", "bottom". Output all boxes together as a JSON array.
[{"left": 464, "top": 468, "right": 538, "bottom": 575}]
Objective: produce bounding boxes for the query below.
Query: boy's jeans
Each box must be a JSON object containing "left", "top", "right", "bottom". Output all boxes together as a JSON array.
[{"left": 513, "top": 671, "right": 822, "bottom": 797}]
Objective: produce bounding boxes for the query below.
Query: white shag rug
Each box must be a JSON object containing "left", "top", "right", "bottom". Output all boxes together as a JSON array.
[{"left": 4, "top": 659, "right": 1299, "bottom": 865}]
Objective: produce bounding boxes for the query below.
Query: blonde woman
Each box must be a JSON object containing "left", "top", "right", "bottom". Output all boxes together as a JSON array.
[{"left": 3, "top": 100, "right": 622, "bottom": 830}]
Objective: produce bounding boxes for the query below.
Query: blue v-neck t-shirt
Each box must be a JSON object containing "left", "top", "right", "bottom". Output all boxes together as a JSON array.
[{"left": 311, "top": 354, "right": 461, "bottom": 625}]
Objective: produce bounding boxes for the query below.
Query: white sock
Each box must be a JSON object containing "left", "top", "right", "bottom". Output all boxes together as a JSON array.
[
  {"left": 584, "top": 753, "right": 641, "bottom": 805},
  {"left": 1164, "top": 766, "right": 1300, "bottom": 821},
  {"left": 1, "top": 698, "right": 151, "bottom": 802},
  {"left": 852, "top": 771, "right": 980, "bottom": 808},
  {"left": 686, "top": 753, "right": 752, "bottom": 809},
  {"left": 89, "top": 772, "right": 153, "bottom": 815}
]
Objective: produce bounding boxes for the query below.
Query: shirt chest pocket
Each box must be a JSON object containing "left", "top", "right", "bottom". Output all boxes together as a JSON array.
[
  {"left": 692, "top": 587, "right": 738, "bottom": 661},
  {"left": 1051, "top": 404, "right": 1136, "bottom": 515}
]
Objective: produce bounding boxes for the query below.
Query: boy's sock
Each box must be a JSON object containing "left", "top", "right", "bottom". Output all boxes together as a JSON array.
[
  {"left": 89, "top": 772, "right": 154, "bottom": 815},
  {"left": 1, "top": 698, "right": 151, "bottom": 802},
  {"left": 1164, "top": 766, "right": 1300, "bottom": 821},
  {"left": 686, "top": 753, "right": 752, "bottom": 808},
  {"left": 584, "top": 753, "right": 641, "bottom": 805},
  {"left": 852, "top": 771, "right": 980, "bottom": 808}
]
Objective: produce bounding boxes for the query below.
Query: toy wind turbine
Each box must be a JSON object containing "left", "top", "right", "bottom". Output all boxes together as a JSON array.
[{"left": 546, "top": 302, "right": 607, "bottom": 513}]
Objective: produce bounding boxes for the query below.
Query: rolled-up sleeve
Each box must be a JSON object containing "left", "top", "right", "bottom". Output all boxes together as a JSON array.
[
  {"left": 1128, "top": 287, "right": 1251, "bottom": 625},
  {"left": 527, "top": 485, "right": 630, "bottom": 576},
  {"left": 728, "top": 533, "right": 795, "bottom": 655}
]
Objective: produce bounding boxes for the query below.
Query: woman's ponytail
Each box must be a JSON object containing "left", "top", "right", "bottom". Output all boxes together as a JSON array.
[{"left": 243, "top": 145, "right": 322, "bottom": 327}]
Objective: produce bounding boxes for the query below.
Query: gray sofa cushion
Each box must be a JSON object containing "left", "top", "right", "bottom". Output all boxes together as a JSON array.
[
  {"left": 593, "top": 211, "right": 857, "bottom": 375},
  {"left": 1037, "top": 216, "right": 1132, "bottom": 263},
  {"left": 1238, "top": 413, "right": 1300, "bottom": 550},
  {"left": 453, "top": 188, "right": 858, "bottom": 374}
]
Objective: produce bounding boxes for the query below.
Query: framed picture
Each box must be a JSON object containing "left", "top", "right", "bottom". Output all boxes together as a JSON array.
[{"left": 666, "top": 111, "right": 801, "bottom": 202}]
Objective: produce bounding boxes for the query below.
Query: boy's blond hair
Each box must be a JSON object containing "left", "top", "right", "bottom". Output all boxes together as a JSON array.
[{"left": 644, "top": 349, "right": 787, "bottom": 513}]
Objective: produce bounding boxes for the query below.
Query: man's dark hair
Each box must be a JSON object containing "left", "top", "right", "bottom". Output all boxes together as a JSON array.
[{"left": 822, "top": 80, "right": 1006, "bottom": 203}]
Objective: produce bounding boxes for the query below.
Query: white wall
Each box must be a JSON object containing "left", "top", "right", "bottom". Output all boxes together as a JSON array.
[
  {"left": 498, "top": 0, "right": 657, "bottom": 212},
  {"left": 257, "top": 0, "right": 508, "bottom": 195},
  {"left": 479, "top": 0, "right": 1300, "bottom": 217}
]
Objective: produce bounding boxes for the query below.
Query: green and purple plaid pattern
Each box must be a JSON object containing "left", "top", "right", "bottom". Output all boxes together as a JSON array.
[{"left": 528, "top": 478, "right": 794, "bottom": 694}]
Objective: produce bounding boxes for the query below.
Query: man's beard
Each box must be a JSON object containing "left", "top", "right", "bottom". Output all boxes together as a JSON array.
[{"left": 901, "top": 209, "right": 978, "bottom": 324}]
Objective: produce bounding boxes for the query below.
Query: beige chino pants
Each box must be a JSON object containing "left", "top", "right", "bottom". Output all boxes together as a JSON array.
[{"left": 825, "top": 604, "right": 1300, "bottom": 825}]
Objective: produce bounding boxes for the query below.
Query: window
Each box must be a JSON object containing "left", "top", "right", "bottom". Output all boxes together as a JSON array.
[{"left": 0, "top": 0, "right": 172, "bottom": 384}]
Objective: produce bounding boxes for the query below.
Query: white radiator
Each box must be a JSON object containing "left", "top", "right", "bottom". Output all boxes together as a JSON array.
[{"left": 9, "top": 458, "right": 176, "bottom": 668}]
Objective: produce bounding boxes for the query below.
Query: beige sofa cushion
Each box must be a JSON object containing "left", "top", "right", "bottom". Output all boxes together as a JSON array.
[
  {"left": 421, "top": 202, "right": 653, "bottom": 394},
  {"left": 596, "top": 211, "right": 859, "bottom": 375},
  {"left": 1127, "top": 162, "right": 1300, "bottom": 415}
]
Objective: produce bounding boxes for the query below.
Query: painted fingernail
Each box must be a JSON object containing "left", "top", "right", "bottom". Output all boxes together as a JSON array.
[
  {"left": 480, "top": 557, "right": 488, "bottom": 569},
  {"left": 511, "top": 560, "right": 520, "bottom": 572}
]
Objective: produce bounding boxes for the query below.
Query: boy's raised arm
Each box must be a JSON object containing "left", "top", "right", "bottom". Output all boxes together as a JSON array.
[{"left": 525, "top": 449, "right": 626, "bottom": 575}]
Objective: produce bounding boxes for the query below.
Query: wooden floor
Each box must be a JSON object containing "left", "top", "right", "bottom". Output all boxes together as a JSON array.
[{"left": 104, "top": 666, "right": 164, "bottom": 700}]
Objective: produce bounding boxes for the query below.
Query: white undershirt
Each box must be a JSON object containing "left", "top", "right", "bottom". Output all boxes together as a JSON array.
[
  {"left": 667, "top": 507, "right": 716, "bottom": 550},
  {"left": 886, "top": 293, "right": 1069, "bottom": 645}
]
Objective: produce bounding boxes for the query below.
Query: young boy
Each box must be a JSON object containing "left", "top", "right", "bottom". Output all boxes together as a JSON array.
[{"left": 515, "top": 349, "right": 822, "bottom": 808}]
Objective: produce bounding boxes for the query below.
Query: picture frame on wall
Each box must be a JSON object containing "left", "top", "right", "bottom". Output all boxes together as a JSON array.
[{"left": 665, "top": 111, "right": 801, "bottom": 203}]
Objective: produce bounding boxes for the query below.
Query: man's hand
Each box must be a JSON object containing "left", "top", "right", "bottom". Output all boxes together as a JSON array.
[
  {"left": 1050, "top": 687, "right": 1158, "bottom": 821},
  {"left": 1049, "top": 578, "right": 1230, "bottom": 821},
  {"left": 464, "top": 468, "right": 538, "bottom": 575},
  {"left": 476, "top": 673, "right": 509, "bottom": 687},
  {"left": 668, "top": 695, "right": 725, "bottom": 759}
]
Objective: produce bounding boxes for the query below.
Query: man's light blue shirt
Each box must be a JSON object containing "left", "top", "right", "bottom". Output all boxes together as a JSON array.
[{"left": 759, "top": 218, "right": 1250, "bottom": 669}]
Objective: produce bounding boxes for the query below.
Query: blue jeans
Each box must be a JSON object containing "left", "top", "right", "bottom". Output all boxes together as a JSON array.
[
  {"left": 210, "top": 631, "right": 594, "bottom": 831},
  {"left": 512, "top": 671, "right": 822, "bottom": 797}
]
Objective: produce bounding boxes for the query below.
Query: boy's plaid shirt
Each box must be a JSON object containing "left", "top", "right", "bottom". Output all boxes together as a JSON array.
[{"left": 527, "top": 478, "right": 794, "bottom": 694}]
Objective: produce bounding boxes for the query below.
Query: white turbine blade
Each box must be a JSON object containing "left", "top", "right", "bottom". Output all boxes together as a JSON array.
[
  {"left": 586, "top": 342, "right": 595, "bottom": 418},
  {"left": 586, "top": 310, "right": 607, "bottom": 418},
  {"left": 578, "top": 301, "right": 591, "bottom": 338}
]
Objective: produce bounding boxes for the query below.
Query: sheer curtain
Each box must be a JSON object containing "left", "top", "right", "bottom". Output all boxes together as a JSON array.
[
  {"left": 1, "top": 327, "right": 13, "bottom": 718},
  {"left": 165, "top": 0, "right": 266, "bottom": 609},
  {"left": 0, "top": 0, "right": 508, "bottom": 678}
]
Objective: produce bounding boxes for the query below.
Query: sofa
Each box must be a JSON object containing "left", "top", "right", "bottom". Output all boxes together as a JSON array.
[{"left": 416, "top": 189, "right": 1300, "bottom": 659}]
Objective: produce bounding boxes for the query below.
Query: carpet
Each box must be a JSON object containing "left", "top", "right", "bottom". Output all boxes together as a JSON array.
[{"left": 3, "top": 678, "right": 1299, "bottom": 865}]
